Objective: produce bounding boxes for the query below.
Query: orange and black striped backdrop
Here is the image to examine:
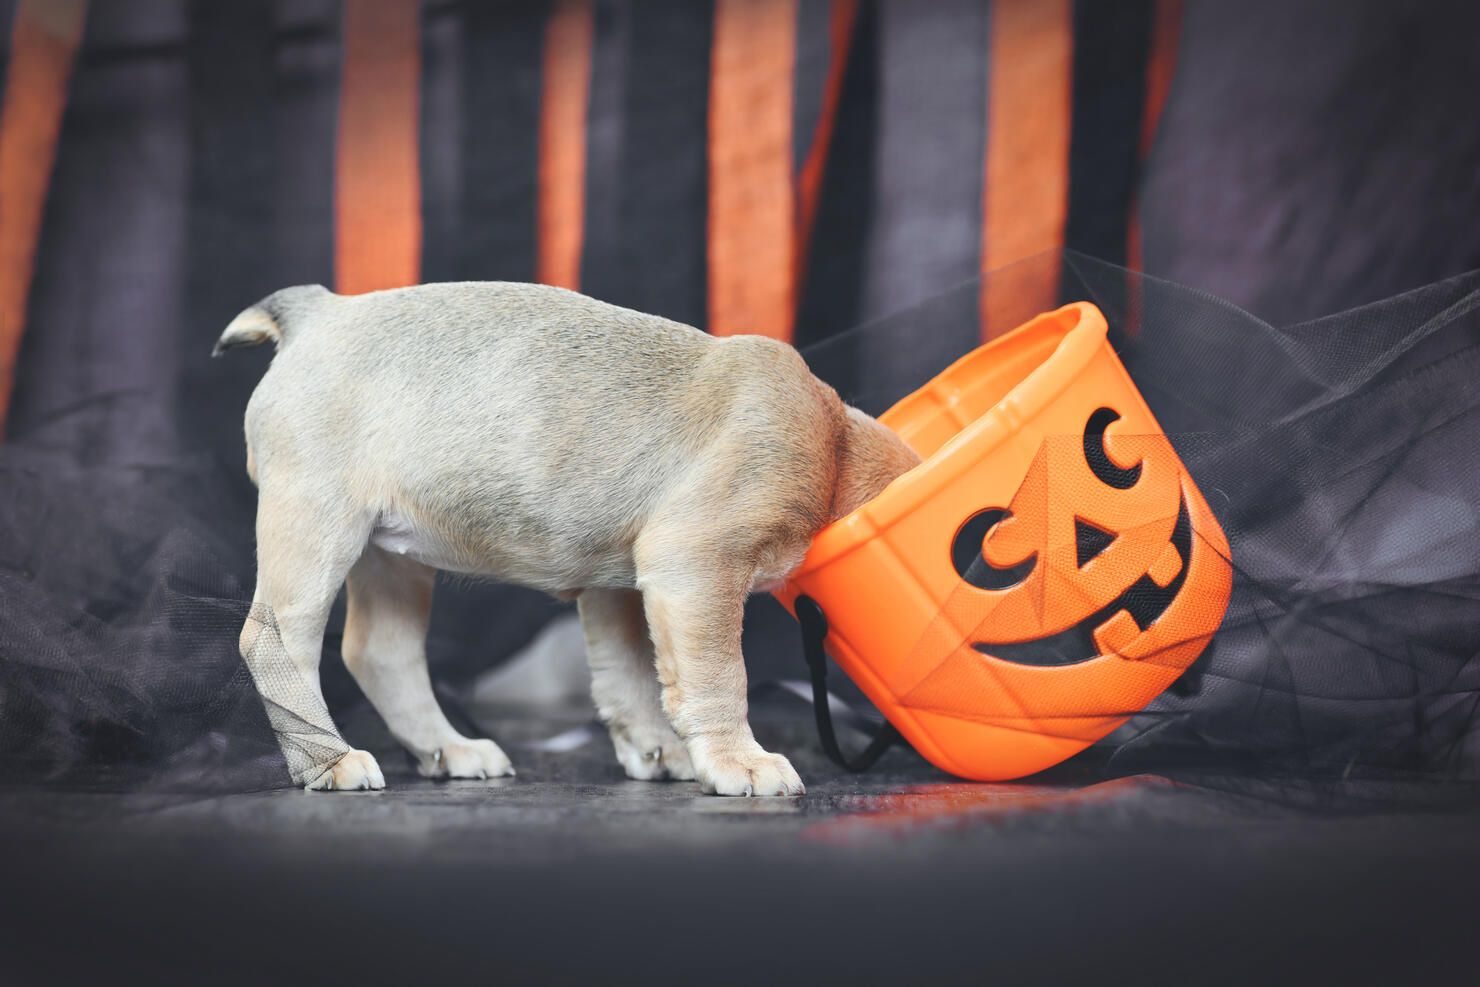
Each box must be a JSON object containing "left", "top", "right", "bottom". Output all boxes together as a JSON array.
[
  {"left": 4, "top": 0, "right": 1480, "bottom": 685},
  {"left": 0, "top": 0, "right": 1190, "bottom": 447},
  {"left": 11, "top": 0, "right": 1480, "bottom": 454}
]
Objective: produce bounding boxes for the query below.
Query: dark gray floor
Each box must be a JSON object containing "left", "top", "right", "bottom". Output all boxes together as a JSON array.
[{"left": 4, "top": 704, "right": 1479, "bottom": 986}]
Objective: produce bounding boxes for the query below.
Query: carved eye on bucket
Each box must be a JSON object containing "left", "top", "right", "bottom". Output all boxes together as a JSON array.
[
  {"left": 1082, "top": 407, "right": 1141, "bottom": 489},
  {"left": 951, "top": 508, "right": 1033, "bottom": 590}
]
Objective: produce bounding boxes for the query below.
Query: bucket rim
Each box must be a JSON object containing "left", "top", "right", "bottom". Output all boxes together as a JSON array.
[{"left": 794, "top": 301, "right": 1110, "bottom": 577}]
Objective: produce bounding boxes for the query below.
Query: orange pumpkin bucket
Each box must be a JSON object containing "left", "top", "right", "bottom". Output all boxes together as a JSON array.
[{"left": 774, "top": 302, "right": 1233, "bottom": 781}]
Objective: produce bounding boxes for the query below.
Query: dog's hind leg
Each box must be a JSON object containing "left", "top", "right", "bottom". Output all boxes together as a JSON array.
[
  {"left": 240, "top": 485, "right": 382, "bottom": 790},
  {"left": 577, "top": 588, "right": 695, "bottom": 781},
  {"left": 343, "top": 545, "right": 513, "bottom": 780}
]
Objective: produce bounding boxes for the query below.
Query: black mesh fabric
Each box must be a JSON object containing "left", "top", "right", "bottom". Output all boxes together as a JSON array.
[
  {"left": 0, "top": 445, "right": 285, "bottom": 791},
  {"left": 3, "top": 249, "right": 1479, "bottom": 790},
  {"left": 802, "top": 249, "right": 1480, "bottom": 780}
]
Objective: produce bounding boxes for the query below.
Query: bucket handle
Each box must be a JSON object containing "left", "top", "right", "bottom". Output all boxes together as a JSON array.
[{"left": 794, "top": 596, "right": 901, "bottom": 772}]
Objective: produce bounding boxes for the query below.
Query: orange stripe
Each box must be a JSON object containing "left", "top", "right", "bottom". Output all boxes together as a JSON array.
[
  {"left": 707, "top": 0, "right": 798, "bottom": 340},
  {"left": 336, "top": 0, "right": 421, "bottom": 295},
  {"left": 537, "top": 0, "right": 593, "bottom": 291},
  {"left": 1127, "top": 0, "right": 1183, "bottom": 271},
  {"left": 795, "top": 0, "right": 857, "bottom": 282},
  {"left": 980, "top": 0, "right": 1073, "bottom": 340},
  {"left": 0, "top": 0, "right": 86, "bottom": 439}
]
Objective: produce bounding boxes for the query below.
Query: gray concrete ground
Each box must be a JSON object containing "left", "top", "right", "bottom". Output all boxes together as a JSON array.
[{"left": 4, "top": 703, "right": 1479, "bottom": 986}]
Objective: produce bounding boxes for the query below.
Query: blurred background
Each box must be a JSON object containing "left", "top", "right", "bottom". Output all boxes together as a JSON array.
[{"left": 4, "top": 0, "right": 1478, "bottom": 698}]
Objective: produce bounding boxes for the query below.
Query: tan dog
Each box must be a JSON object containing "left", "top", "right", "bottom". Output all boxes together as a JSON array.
[{"left": 217, "top": 282, "right": 920, "bottom": 796}]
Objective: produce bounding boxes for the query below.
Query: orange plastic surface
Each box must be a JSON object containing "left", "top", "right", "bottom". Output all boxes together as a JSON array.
[{"left": 773, "top": 302, "right": 1232, "bottom": 781}]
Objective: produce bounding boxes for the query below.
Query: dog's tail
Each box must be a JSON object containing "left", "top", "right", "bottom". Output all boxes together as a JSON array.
[{"left": 212, "top": 284, "right": 331, "bottom": 357}]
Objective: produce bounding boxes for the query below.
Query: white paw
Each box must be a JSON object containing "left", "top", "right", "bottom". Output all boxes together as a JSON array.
[
  {"left": 417, "top": 738, "right": 514, "bottom": 780},
  {"left": 611, "top": 726, "right": 695, "bottom": 782},
  {"left": 305, "top": 749, "right": 385, "bottom": 791},
  {"left": 690, "top": 736, "right": 804, "bottom": 797}
]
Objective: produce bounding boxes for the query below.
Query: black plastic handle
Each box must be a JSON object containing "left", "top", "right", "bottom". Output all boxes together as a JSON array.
[{"left": 794, "top": 595, "right": 900, "bottom": 772}]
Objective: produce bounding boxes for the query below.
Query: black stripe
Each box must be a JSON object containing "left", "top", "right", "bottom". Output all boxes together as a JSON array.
[
  {"left": 792, "top": 0, "right": 833, "bottom": 178},
  {"left": 272, "top": 2, "right": 337, "bottom": 292},
  {"left": 181, "top": 0, "right": 277, "bottom": 468},
  {"left": 581, "top": 0, "right": 711, "bottom": 330},
  {"left": 418, "top": 1, "right": 463, "bottom": 285},
  {"left": 860, "top": 0, "right": 987, "bottom": 324},
  {"left": 0, "top": 0, "right": 16, "bottom": 94},
  {"left": 1064, "top": 0, "right": 1153, "bottom": 267},
  {"left": 581, "top": 0, "right": 629, "bottom": 303},
  {"left": 795, "top": 0, "right": 877, "bottom": 355},
  {"left": 444, "top": 0, "right": 548, "bottom": 284},
  {"left": 10, "top": 2, "right": 191, "bottom": 462}
]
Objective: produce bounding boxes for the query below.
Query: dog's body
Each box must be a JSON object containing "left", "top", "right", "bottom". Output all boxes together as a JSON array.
[{"left": 220, "top": 281, "right": 920, "bottom": 795}]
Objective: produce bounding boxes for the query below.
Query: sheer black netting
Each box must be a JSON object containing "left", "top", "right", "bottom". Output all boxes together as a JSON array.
[
  {"left": 3, "top": 249, "right": 1479, "bottom": 791},
  {"left": 803, "top": 250, "right": 1480, "bottom": 780}
]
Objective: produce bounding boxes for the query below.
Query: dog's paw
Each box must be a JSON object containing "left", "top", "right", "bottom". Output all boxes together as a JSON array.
[
  {"left": 417, "top": 738, "right": 514, "bottom": 780},
  {"left": 612, "top": 728, "right": 695, "bottom": 782},
  {"left": 691, "top": 738, "right": 804, "bottom": 797},
  {"left": 306, "top": 749, "right": 385, "bottom": 791}
]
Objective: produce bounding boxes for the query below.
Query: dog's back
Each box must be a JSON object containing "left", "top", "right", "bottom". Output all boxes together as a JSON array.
[{"left": 221, "top": 281, "right": 840, "bottom": 592}]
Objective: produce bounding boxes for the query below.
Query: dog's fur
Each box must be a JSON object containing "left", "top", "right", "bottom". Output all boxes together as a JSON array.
[{"left": 219, "top": 282, "right": 921, "bottom": 795}]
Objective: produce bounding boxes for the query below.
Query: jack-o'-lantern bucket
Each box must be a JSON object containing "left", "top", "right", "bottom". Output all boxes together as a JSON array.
[{"left": 773, "top": 302, "right": 1233, "bottom": 781}]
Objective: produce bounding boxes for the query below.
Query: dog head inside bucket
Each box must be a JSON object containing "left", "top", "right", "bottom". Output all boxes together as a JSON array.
[{"left": 774, "top": 302, "right": 1233, "bottom": 781}]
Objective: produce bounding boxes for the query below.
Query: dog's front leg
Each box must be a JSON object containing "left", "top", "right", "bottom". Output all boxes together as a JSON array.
[
  {"left": 636, "top": 567, "right": 804, "bottom": 797},
  {"left": 242, "top": 486, "right": 383, "bottom": 791},
  {"left": 577, "top": 588, "right": 694, "bottom": 781}
]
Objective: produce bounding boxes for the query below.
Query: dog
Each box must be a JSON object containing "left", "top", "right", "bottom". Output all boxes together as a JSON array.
[{"left": 217, "top": 282, "right": 921, "bottom": 795}]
